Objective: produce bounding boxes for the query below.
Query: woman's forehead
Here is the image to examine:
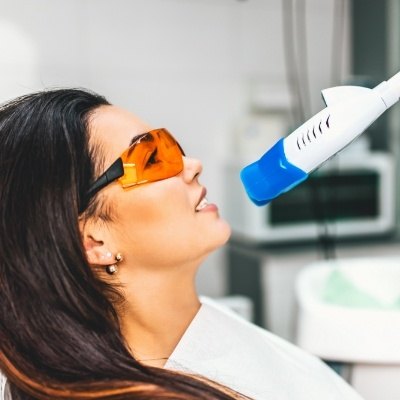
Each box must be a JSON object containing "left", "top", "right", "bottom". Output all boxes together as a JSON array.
[{"left": 89, "top": 105, "right": 152, "bottom": 160}]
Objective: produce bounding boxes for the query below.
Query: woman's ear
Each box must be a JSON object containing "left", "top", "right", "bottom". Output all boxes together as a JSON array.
[
  {"left": 83, "top": 235, "right": 115, "bottom": 266},
  {"left": 79, "top": 220, "right": 115, "bottom": 266}
]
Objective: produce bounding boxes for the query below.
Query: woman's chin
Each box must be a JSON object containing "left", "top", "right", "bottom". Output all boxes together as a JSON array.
[
  {"left": 209, "top": 219, "right": 232, "bottom": 250},
  {"left": 222, "top": 220, "right": 232, "bottom": 244}
]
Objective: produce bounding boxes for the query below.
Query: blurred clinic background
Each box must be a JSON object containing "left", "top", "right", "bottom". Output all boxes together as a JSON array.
[{"left": 2, "top": 0, "right": 400, "bottom": 398}]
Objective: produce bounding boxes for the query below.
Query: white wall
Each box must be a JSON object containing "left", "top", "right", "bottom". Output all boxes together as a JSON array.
[{"left": 0, "top": 0, "right": 351, "bottom": 296}]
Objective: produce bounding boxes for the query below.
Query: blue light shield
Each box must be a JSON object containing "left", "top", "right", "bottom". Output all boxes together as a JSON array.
[{"left": 240, "top": 138, "right": 309, "bottom": 206}]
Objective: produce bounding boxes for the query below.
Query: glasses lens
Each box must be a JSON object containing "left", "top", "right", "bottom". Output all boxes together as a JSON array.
[{"left": 119, "top": 129, "right": 184, "bottom": 188}]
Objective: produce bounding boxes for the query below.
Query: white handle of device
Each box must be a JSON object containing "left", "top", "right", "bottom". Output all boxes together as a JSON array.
[{"left": 241, "top": 71, "right": 400, "bottom": 205}]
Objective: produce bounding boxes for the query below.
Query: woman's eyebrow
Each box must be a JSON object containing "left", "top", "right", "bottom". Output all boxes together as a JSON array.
[{"left": 129, "top": 132, "right": 147, "bottom": 146}]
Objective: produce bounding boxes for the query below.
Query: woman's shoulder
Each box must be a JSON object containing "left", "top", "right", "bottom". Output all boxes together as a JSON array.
[{"left": 165, "top": 296, "right": 364, "bottom": 400}]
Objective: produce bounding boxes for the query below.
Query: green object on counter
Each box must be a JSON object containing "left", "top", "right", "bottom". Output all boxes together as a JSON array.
[{"left": 323, "top": 269, "right": 400, "bottom": 309}]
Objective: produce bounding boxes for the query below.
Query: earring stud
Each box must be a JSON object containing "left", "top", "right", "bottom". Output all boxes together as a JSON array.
[
  {"left": 105, "top": 264, "right": 118, "bottom": 275},
  {"left": 105, "top": 252, "right": 124, "bottom": 275}
]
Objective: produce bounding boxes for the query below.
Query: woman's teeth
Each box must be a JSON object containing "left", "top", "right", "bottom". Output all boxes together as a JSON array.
[{"left": 196, "top": 197, "right": 209, "bottom": 212}]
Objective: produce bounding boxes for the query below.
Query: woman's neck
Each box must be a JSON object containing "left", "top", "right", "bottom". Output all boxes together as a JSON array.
[{"left": 117, "top": 265, "right": 201, "bottom": 367}]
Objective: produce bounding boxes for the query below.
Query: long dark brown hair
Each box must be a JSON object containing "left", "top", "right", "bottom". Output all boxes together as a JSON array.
[{"left": 0, "top": 89, "right": 244, "bottom": 399}]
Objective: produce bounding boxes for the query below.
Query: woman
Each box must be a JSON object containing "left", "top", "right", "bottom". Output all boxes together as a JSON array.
[{"left": 0, "top": 89, "right": 363, "bottom": 400}]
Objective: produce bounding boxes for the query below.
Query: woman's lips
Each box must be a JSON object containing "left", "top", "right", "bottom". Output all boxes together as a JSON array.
[
  {"left": 195, "top": 196, "right": 209, "bottom": 211},
  {"left": 197, "top": 203, "right": 218, "bottom": 212},
  {"left": 195, "top": 187, "right": 218, "bottom": 213},
  {"left": 195, "top": 187, "right": 207, "bottom": 211}
]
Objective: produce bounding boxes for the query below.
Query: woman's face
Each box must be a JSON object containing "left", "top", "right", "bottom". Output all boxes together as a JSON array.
[{"left": 89, "top": 105, "right": 231, "bottom": 271}]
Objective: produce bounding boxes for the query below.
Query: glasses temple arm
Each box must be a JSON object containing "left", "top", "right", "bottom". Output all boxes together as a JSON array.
[{"left": 86, "top": 158, "right": 124, "bottom": 199}]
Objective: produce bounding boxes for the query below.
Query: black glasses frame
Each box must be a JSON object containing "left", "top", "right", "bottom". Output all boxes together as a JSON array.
[{"left": 86, "top": 158, "right": 124, "bottom": 200}]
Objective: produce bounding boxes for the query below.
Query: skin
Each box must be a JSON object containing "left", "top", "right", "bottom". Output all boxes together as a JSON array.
[{"left": 81, "top": 105, "right": 231, "bottom": 367}]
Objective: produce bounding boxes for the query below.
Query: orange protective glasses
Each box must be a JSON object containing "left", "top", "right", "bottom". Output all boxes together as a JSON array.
[{"left": 86, "top": 128, "right": 185, "bottom": 199}]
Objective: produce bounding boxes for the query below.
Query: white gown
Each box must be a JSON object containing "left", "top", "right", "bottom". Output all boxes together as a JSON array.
[
  {"left": 164, "top": 297, "right": 364, "bottom": 400},
  {"left": 0, "top": 372, "right": 6, "bottom": 400},
  {"left": 0, "top": 297, "right": 364, "bottom": 400}
]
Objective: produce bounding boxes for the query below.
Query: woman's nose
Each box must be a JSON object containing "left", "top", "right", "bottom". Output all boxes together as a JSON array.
[{"left": 182, "top": 156, "right": 203, "bottom": 183}]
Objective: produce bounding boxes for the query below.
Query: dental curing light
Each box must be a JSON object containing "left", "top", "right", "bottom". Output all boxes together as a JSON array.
[{"left": 241, "top": 71, "right": 400, "bottom": 206}]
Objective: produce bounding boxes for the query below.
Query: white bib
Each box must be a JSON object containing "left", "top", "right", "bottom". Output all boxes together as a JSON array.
[{"left": 164, "top": 297, "right": 364, "bottom": 400}]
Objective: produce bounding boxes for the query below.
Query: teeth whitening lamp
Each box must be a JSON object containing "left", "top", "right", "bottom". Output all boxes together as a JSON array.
[{"left": 241, "top": 71, "right": 400, "bottom": 206}]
